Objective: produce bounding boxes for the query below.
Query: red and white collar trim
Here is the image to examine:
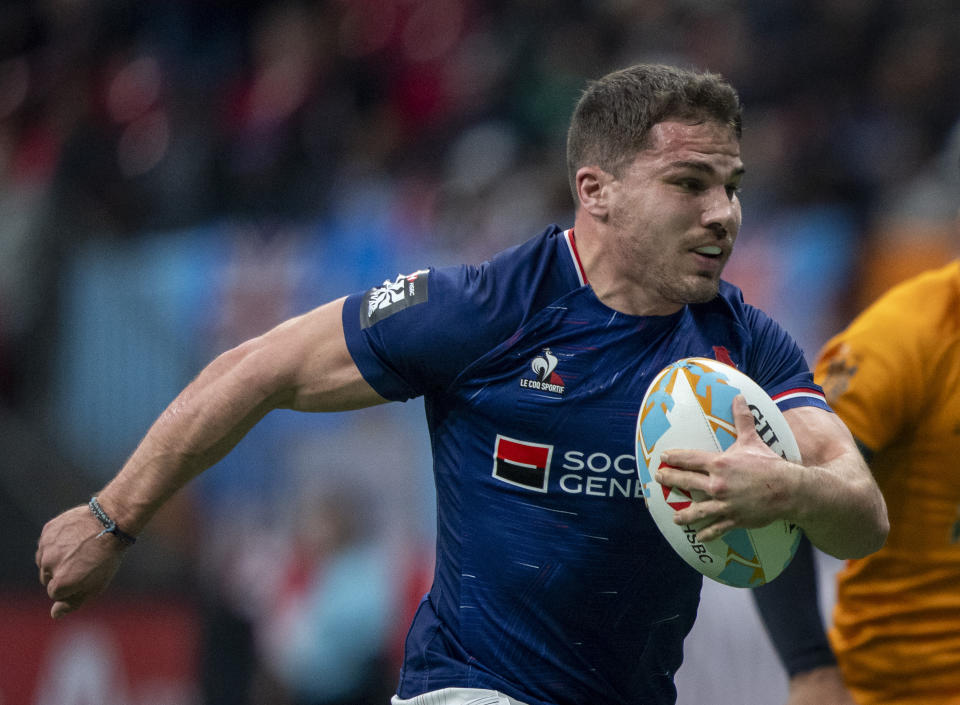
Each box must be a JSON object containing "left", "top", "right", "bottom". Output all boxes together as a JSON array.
[{"left": 563, "top": 228, "right": 588, "bottom": 286}]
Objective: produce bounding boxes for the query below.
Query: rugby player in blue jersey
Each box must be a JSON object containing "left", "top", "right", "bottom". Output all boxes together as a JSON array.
[{"left": 36, "top": 64, "right": 887, "bottom": 705}]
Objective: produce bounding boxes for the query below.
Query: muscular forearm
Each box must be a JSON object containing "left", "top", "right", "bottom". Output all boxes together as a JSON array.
[
  {"left": 37, "top": 298, "right": 384, "bottom": 619},
  {"left": 788, "top": 449, "right": 887, "bottom": 559},
  {"left": 778, "top": 405, "right": 888, "bottom": 559},
  {"left": 34, "top": 343, "right": 283, "bottom": 619},
  {"left": 97, "top": 339, "right": 290, "bottom": 534},
  {"left": 96, "top": 297, "right": 385, "bottom": 534}
]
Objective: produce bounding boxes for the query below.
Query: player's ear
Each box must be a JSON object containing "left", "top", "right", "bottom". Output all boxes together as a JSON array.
[{"left": 575, "top": 166, "right": 612, "bottom": 218}]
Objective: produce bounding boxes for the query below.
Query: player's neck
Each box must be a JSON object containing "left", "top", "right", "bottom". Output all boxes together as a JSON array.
[{"left": 570, "top": 218, "right": 684, "bottom": 318}]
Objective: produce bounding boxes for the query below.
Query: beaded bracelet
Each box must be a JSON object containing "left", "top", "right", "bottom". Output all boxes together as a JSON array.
[{"left": 88, "top": 496, "right": 137, "bottom": 546}]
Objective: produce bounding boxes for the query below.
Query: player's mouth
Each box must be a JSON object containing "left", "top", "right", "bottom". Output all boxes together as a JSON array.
[
  {"left": 692, "top": 245, "right": 723, "bottom": 258},
  {"left": 689, "top": 244, "right": 726, "bottom": 269}
]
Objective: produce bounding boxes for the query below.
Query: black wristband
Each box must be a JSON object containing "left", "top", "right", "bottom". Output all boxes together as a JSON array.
[{"left": 88, "top": 496, "right": 137, "bottom": 546}]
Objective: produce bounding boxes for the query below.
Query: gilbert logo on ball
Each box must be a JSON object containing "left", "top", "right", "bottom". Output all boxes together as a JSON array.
[{"left": 635, "top": 357, "right": 802, "bottom": 587}]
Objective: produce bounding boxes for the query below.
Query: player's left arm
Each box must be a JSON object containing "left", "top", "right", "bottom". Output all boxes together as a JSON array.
[
  {"left": 658, "top": 396, "right": 888, "bottom": 559},
  {"left": 778, "top": 404, "right": 888, "bottom": 558}
]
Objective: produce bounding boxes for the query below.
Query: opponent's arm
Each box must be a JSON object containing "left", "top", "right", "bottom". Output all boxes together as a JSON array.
[
  {"left": 657, "top": 396, "right": 887, "bottom": 559},
  {"left": 752, "top": 535, "right": 857, "bottom": 705},
  {"left": 36, "top": 296, "right": 384, "bottom": 618},
  {"left": 752, "top": 536, "right": 835, "bottom": 673},
  {"left": 752, "top": 439, "right": 878, "bottom": 704}
]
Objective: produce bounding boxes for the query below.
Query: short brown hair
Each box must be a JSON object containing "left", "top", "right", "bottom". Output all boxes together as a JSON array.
[{"left": 566, "top": 64, "right": 743, "bottom": 204}]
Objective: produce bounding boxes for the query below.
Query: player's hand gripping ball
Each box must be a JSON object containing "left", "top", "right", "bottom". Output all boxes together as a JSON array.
[{"left": 635, "top": 357, "right": 802, "bottom": 587}]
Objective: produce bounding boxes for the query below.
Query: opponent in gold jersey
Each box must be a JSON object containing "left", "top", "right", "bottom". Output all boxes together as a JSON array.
[{"left": 755, "top": 260, "right": 960, "bottom": 704}]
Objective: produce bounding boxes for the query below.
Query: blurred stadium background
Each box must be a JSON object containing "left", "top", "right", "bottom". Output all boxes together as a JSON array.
[{"left": 2, "top": 1, "right": 958, "bottom": 703}]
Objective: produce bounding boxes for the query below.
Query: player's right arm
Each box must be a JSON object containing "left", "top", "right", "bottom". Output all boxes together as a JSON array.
[{"left": 36, "top": 296, "right": 383, "bottom": 618}]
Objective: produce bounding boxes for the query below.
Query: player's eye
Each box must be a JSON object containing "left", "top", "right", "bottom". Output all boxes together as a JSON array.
[{"left": 676, "top": 178, "right": 705, "bottom": 192}]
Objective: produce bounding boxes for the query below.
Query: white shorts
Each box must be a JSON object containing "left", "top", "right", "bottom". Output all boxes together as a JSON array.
[{"left": 391, "top": 687, "right": 531, "bottom": 705}]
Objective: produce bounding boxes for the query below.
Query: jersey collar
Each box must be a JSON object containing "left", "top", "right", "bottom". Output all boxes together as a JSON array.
[{"left": 563, "top": 228, "right": 589, "bottom": 286}]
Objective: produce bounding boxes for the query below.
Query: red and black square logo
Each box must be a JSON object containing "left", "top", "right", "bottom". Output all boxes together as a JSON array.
[{"left": 492, "top": 435, "right": 552, "bottom": 492}]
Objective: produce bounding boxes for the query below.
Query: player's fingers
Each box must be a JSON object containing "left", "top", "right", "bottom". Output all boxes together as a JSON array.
[
  {"left": 655, "top": 460, "right": 711, "bottom": 494},
  {"left": 730, "top": 394, "right": 756, "bottom": 436},
  {"left": 658, "top": 449, "right": 712, "bottom": 472},
  {"left": 730, "top": 395, "right": 773, "bottom": 454},
  {"left": 51, "top": 599, "right": 79, "bottom": 620},
  {"left": 36, "top": 542, "right": 57, "bottom": 587},
  {"left": 696, "top": 522, "right": 733, "bottom": 543},
  {"left": 46, "top": 574, "right": 84, "bottom": 603},
  {"left": 47, "top": 576, "right": 91, "bottom": 617},
  {"left": 46, "top": 576, "right": 63, "bottom": 601},
  {"left": 35, "top": 538, "right": 51, "bottom": 568},
  {"left": 691, "top": 515, "right": 735, "bottom": 542},
  {"left": 673, "top": 496, "right": 720, "bottom": 526}
]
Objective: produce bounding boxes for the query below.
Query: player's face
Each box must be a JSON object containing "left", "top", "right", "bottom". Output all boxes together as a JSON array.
[{"left": 605, "top": 119, "right": 744, "bottom": 315}]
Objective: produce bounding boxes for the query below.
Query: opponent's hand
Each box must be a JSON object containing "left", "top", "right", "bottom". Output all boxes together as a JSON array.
[
  {"left": 35, "top": 504, "right": 127, "bottom": 619},
  {"left": 786, "top": 666, "right": 857, "bottom": 705},
  {"left": 655, "top": 394, "right": 797, "bottom": 542}
]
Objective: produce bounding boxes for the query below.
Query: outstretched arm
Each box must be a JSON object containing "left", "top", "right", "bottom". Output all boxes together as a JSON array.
[
  {"left": 36, "top": 296, "right": 384, "bottom": 618},
  {"left": 656, "top": 396, "right": 887, "bottom": 559}
]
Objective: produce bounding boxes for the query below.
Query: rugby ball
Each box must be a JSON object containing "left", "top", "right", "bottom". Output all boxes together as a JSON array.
[{"left": 635, "top": 357, "right": 802, "bottom": 587}]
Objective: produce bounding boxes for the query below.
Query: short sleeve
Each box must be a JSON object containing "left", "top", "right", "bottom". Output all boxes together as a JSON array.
[
  {"left": 738, "top": 301, "right": 830, "bottom": 414},
  {"left": 341, "top": 226, "right": 580, "bottom": 403},
  {"left": 342, "top": 263, "right": 522, "bottom": 401}
]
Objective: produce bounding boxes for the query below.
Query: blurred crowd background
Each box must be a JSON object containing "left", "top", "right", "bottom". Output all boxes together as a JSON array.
[{"left": 2, "top": 1, "right": 960, "bottom": 704}]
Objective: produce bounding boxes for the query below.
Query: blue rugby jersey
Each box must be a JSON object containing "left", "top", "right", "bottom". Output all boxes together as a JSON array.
[{"left": 341, "top": 225, "right": 828, "bottom": 705}]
